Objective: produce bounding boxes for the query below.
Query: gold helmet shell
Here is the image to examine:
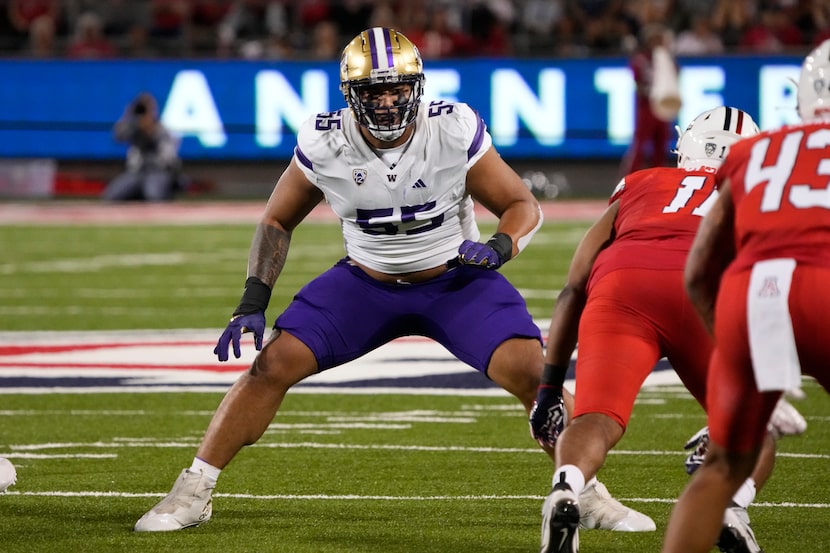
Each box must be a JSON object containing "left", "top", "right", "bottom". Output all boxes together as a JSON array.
[{"left": 339, "top": 27, "right": 425, "bottom": 141}]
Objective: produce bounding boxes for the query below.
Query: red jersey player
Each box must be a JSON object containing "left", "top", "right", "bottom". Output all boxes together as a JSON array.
[
  {"left": 532, "top": 106, "right": 772, "bottom": 553},
  {"left": 663, "top": 40, "right": 830, "bottom": 553}
]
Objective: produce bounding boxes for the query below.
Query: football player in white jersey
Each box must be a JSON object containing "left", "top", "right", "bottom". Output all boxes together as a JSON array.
[{"left": 134, "top": 27, "right": 652, "bottom": 538}]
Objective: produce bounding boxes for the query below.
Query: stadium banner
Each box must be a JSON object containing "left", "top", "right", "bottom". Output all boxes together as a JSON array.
[{"left": 0, "top": 56, "right": 802, "bottom": 161}]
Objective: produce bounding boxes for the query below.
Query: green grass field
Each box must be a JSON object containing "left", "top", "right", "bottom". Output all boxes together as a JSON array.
[
  {"left": 0, "top": 211, "right": 828, "bottom": 552},
  {"left": 0, "top": 219, "right": 575, "bottom": 331}
]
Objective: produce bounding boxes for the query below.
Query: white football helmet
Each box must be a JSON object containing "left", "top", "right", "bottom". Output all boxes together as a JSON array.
[
  {"left": 675, "top": 106, "right": 759, "bottom": 170},
  {"left": 339, "top": 27, "right": 425, "bottom": 141},
  {"left": 797, "top": 38, "right": 830, "bottom": 122}
]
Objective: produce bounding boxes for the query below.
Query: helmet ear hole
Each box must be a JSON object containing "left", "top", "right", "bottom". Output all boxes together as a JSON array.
[
  {"left": 339, "top": 27, "right": 425, "bottom": 141},
  {"left": 675, "top": 107, "right": 760, "bottom": 170}
]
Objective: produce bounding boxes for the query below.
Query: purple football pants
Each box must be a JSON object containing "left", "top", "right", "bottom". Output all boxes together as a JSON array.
[{"left": 275, "top": 258, "right": 541, "bottom": 376}]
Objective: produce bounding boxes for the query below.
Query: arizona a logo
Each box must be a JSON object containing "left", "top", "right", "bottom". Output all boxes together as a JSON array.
[{"left": 758, "top": 276, "right": 781, "bottom": 298}]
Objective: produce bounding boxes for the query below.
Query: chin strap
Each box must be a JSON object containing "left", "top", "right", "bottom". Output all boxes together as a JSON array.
[{"left": 369, "top": 126, "right": 408, "bottom": 142}]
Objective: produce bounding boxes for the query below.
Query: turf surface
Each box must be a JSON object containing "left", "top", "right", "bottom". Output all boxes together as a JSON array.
[{"left": 0, "top": 212, "right": 828, "bottom": 552}]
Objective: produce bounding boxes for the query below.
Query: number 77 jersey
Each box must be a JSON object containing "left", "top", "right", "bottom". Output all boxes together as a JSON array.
[
  {"left": 588, "top": 166, "right": 719, "bottom": 288},
  {"left": 718, "top": 120, "right": 830, "bottom": 272}
]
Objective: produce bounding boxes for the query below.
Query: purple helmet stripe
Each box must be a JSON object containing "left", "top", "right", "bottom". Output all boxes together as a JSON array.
[
  {"left": 467, "top": 110, "right": 487, "bottom": 161},
  {"left": 367, "top": 29, "right": 379, "bottom": 69},
  {"left": 382, "top": 27, "right": 394, "bottom": 68}
]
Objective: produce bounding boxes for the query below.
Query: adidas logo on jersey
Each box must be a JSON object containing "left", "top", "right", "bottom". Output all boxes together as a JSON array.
[{"left": 411, "top": 179, "right": 427, "bottom": 189}]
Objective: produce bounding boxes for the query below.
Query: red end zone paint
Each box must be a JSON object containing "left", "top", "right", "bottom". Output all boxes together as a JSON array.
[{"left": 0, "top": 339, "right": 246, "bottom": 372}]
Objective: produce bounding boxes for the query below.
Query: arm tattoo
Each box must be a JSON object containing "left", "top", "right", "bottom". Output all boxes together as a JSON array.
[{"left": 247, "top": 223, "right": 290, "bottom": 287}]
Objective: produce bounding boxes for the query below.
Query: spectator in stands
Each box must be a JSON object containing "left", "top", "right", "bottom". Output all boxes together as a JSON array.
[
  {"left": 469, "top": 0, "right": 514, "bottom": 56},
  {"left": 675, "top": 13, "right": 725, "bottom": 55},
  {"left": 189, "top": 0, "right": 232, "bottom": 54},
  {"left": 103, "top": 93, "right": 183, "bottom": 203},
  {"left": 297, "top": 0, "right": 329, "bottom": 31},
  {"left": 65, "top": 11, "right": 116, "bottom": 58},
  {"left": 367, "top": 0, "right": 397, "bottom": 29},
  {"left": 217, "top": 0, "right": 280, "bottom": 58},
  {"left": 309, "top": 19, "right": 339, "bottom": 60},
  {"left": 92, "top": 0, "right": 155, "bottom": 58},
  {"left": 739, "top": 5, "right": 803, "bottom": 53},
  {"left": 26, "top": 13, "right": 56, "bottom": 57},
  {"left": 405, "top": 4, "right": 473, "bottom": 58},
  {"left": 148, "top": 0, "right": 190, "bottom": 55},
  {"left": 330, "top": 0, "right": 373, "bottom": 42},
  {"left": 8, "top": 0, "right": 61, "bottom": 39},
  {"left": 711, "top": 0, "right": 755, "bottom": 50},
  {"left": 672, "top": 0, "right": 720, "bottom": 30},
  {"left": 65, "top": 0, "right": 153, "bottom": 57},
  {"left": 519, "top": 0, "right": 564, "bottom": 38},
  {"left": 516, "top": 0, "right": 586, "bottom": 57},
  {"left": 568, "top": 0, "right": 632, "bottom": 54}
]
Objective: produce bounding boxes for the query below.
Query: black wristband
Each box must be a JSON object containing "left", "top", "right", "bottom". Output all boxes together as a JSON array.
[
  {"left": 541, "top": 363, "right": 568, "bottom": 388},
  {"left": 233, "top": 276, "right": 272, "bottom": 316},
  {"left": 486, "top": 232, "right": 513, "bottom": 263}
]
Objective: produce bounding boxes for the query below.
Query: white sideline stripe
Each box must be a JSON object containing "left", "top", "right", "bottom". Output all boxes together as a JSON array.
[
  {"left": 4, "top": 490, "right": 829, "bottom": 509},
  {"left": 8, "top": 441, "right": 829, "bottom": 460},
  {"left": 2, "top": 453, "right": 117, "bottom": 459}
]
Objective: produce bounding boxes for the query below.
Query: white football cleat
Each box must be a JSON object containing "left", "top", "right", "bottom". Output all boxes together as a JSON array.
[
  {"left": 578, "top": 479, "right": 656, "bottom": 532},
  {"left": 768, "top": 397, "right": 807, "bottom": 438},
  {"left": 0, "top": 457, "right": 16, "bottom": 493},
  {"left": 134, "top": 469, "right": 214, "bottom": 532},
  {"left": 717, "top": 505, "right": 763, "bottom": 553},
  {"left": 784, "top": 387, "right": 805, "bottom": 400}
]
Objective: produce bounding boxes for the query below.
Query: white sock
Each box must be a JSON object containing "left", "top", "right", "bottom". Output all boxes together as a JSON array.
[
  {"left": 552, "top": 464, "right": 586, "bottom": 496},
  {"left": 731, "top": 478, "right": 756, "bottom": 509},
  {"left": 190, "top": 456, "right": 221, "bottom": 486}
]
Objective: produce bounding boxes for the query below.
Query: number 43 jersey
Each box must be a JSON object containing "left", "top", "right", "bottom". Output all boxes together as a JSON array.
[
  {"left": 292, "top": 101, "right": 492, "bottom": 274},
  {"left": 717, "top": 120, "right": 830, "bottom": 272}
]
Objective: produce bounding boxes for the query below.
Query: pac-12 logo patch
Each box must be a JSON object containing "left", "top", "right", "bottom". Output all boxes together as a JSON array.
[
  {"left": 704, "top": 142, "right": 716, "bottom": 157},
  {"left": 353, "top": 168, "right": 367, "bottom": 185}
]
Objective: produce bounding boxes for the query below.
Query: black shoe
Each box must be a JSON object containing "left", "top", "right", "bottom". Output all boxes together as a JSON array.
[
  {"left": 717, "top": 505, "right": 763, "bottom": 553},
  {"left": 541, "top": 481, "right": 580, "bottom": 553}
]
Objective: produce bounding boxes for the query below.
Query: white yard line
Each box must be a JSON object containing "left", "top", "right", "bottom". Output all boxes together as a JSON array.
[{"left": 4, "top": 489, "right": 829, "bottom": 509}]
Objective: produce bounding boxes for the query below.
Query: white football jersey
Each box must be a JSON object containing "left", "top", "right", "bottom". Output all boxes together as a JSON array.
[{"left": 292, "top": 101, "right": 492, "bottom": 274}]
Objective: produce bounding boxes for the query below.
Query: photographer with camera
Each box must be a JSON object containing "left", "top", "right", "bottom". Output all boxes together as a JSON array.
[{"left": 102, "top": 92, "right": 183, "bottom": 202}]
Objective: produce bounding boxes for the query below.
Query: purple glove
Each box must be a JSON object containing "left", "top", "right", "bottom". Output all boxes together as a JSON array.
[
  {"left": 213, "top": 312, "right": 266, "bottom": 362},
  {"left": 457, "top": 240, "right": 504, "bottom": 269},
  {"left": 529, "top": 385, "right": 566, "bottom": 448}
]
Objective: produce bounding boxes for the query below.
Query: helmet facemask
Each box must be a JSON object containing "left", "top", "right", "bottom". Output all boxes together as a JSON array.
[{"left": 347, "top": 77, "right": 424, "bottom": 141}]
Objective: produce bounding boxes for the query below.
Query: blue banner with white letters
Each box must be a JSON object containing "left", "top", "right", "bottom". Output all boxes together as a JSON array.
[{"left": 0, "top": 56, "right": 803, "bottom": 161}]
